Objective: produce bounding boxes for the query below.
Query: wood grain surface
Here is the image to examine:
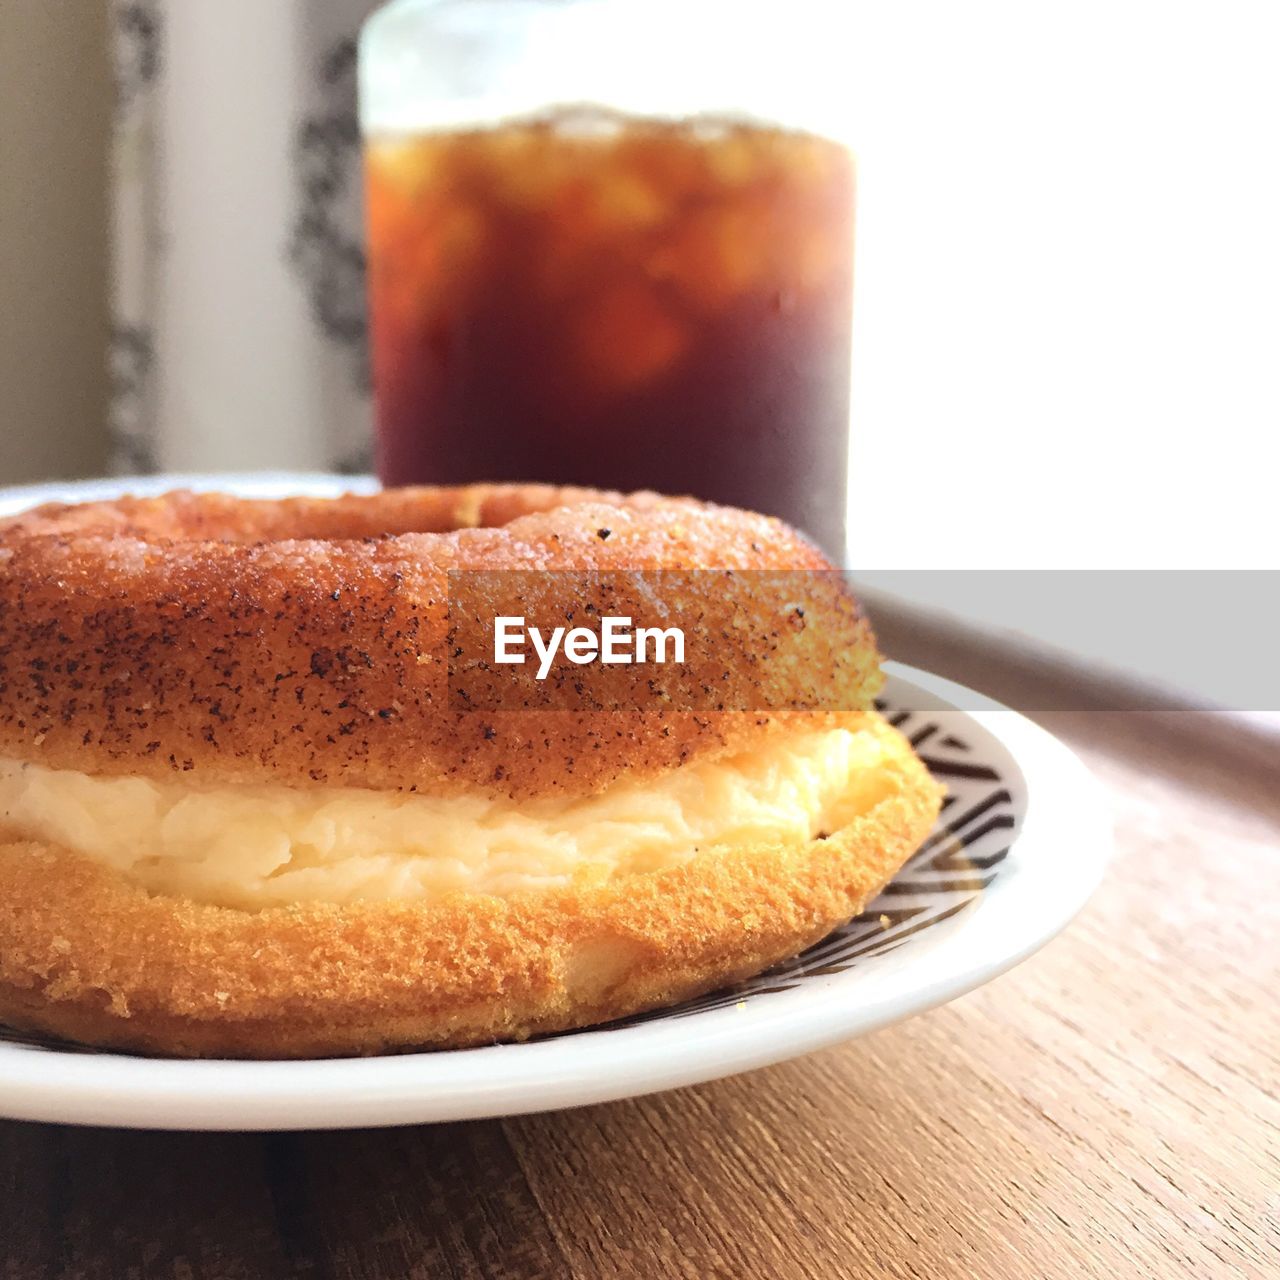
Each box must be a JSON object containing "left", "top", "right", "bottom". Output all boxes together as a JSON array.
[{"left": 1, "top": 636, "right": 1276, "bottom": 1279}]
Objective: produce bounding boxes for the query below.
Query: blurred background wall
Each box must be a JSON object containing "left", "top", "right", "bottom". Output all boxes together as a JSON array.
[
  {"left": 108, "top": 0, "right": 378, "bottom": 476},
  {"left": 0, "top": 0, "right": 112, "bottom": 482},
  {"left": 1, "top": 0, "right": 1277, "bottom": 574}
]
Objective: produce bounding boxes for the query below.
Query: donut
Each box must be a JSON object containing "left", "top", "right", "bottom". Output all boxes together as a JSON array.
[{"left": 0, "top": 485, "right": 942, "bottom": 1057}]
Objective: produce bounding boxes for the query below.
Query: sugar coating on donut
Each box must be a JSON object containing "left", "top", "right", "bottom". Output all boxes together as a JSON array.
[{"left": 0, "top": 485, "right": 881, "bottom": 798}]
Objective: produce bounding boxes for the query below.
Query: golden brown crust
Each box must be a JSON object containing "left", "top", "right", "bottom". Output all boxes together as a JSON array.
[
  {"left": 0, "top": 484, "right": 878, "bottom": 799},
  {"left": 0, "top": 714, "right": 941, "bottom": 1059}
]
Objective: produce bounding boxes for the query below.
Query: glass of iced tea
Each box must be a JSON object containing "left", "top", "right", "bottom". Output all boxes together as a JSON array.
[{"left": 360, "top": 0, "right": 855, "bottom": 558}]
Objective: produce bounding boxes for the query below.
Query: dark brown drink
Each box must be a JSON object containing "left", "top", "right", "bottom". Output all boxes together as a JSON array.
[{"left": 366, "top": 109, "right": 854, "bottom": 557}]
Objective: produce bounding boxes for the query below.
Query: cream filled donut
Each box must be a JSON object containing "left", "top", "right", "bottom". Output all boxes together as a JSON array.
[{"left": 0, "top": 485, "right": 940, "bottom": 1057}]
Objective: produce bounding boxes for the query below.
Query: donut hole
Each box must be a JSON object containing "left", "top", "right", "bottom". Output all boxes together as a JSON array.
[
  {"left": 29, "top": 486, "right": 614, "bottom": 545},
  {"left": 195, "top": 489, "right": 564, "bottom": 542}
]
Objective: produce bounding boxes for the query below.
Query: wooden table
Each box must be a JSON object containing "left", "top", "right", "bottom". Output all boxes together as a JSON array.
[{"left": 1, "top": 631, "right": 1276, "bottom": 1279}]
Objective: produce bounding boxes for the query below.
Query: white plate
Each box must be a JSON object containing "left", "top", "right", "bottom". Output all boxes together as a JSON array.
[{"left": 0, "top": 477, "right": 1109, "bottom": 1130}]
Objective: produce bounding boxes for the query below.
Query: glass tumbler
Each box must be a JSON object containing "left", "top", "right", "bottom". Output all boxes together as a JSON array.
[{"left": 360, "top": 0, "right": 854, "bottom": 558}]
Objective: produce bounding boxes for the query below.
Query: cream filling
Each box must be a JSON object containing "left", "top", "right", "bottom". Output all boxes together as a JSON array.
[{"left": 0, "top": 726, "right": 892, "bottom": 909}]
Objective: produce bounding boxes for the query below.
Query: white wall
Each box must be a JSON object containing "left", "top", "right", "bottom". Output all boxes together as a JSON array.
[
  {"left": 0, "top": 0, "right": 111, "bottom": 484},
  {"left": 840, "top": 0, "right": 1280, "bottom": 570}
]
